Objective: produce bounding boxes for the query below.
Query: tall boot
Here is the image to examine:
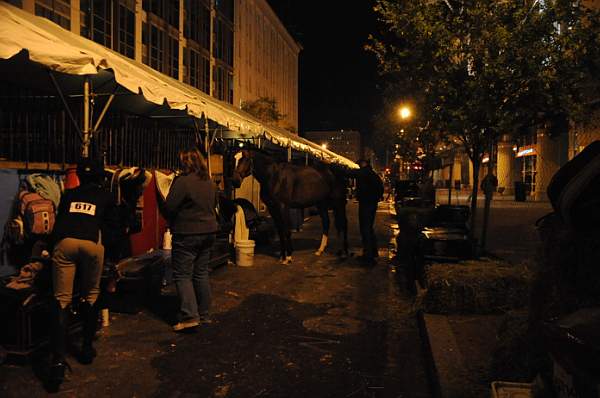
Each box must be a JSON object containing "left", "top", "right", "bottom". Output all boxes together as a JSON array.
[
  {"left": 78, "top": 301, "right": 98, "bottom": 365},
  {"left": 48, "top": 300, "right": 70, "bottom": 389}
]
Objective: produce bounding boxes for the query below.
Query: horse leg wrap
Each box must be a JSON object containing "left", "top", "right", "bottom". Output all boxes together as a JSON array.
[
  {"left": 281, "top": 256, "right": 293, "bottom": 265},
  {"left": 315, "top": 234, "right": 328, "bottom": 256}
]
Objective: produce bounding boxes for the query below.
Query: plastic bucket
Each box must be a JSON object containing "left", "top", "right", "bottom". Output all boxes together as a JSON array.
[{"left": 235, "top": 240, "right": 255, "bottom": 267}]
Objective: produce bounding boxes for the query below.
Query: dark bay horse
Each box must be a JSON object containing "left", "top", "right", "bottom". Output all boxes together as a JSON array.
[{"left": 231, "top": 148, "right": 348, "bottom": 264}]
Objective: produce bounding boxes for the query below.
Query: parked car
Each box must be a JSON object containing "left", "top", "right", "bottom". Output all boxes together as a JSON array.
[{"left": 418, "top": 204, "right": 475, "bottom": 262}]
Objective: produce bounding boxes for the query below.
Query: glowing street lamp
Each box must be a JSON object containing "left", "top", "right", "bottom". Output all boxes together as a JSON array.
[
  {"left": 321, "top": 143, "right": 328, "bottom": 149},
  {"left": 398, "top": 105, "right": 412, "bottom": 120}
]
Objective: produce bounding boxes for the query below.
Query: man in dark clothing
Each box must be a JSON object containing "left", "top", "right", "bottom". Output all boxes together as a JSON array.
[
  {"left": 354, "top": 159, "right": 384, "bottom": 266},
  {"left": 48, "top": 158, "right": 119, "bottom": 390}
]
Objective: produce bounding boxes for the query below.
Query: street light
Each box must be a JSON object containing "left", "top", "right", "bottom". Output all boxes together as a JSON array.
[
  {"left": 321, "top": 143, "right": 327, "bottom": 149},
  {"left": 398, "top": 105, "right": 412, "bottom": 120}
]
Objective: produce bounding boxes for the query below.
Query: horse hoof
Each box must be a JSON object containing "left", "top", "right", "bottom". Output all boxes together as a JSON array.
[{"left": 314, "top": 250, "right": 323, "bottom": 256}]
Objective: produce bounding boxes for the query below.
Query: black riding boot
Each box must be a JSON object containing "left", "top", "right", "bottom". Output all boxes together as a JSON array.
[
  {"left": 78, "top": 301, "right": 98, "bottom": 365},
  {"left": 48, "top": 300, "right": 70, "bottom": 389}
]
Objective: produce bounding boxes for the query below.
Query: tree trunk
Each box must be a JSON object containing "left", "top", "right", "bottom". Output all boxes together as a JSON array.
[
  {"left": 448, "top": 162, "right": 454, "bottom": 204},
  {"left": 470, "top": 159, "right": 481, "bottom": 239},
  {"left": 480, "top": 168, "right": 493, "bottom": 251}
]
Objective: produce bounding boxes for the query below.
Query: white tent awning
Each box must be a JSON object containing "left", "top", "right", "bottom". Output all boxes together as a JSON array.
[{"left": 0, "top": 2, "right": 358, "bottom": 169}]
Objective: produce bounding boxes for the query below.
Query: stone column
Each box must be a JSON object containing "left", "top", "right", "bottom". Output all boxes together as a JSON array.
[
  {"left": 497, "top": 136, "right": 514, "bottom": 195},
  {"left": 535, "top": 131, "right": 561, "bottom": 201},
  {"left": 70, "top": 0, "right": 80, "bottom": 35},
  {"left": 178, "top": 0, "right": 185, "bottom": 82},
  {"left": 22, "top": 0, "right": 34, "bottom": 13},
  {"left": 134, "top": 1, "right": 143, "bottom": 63},
  {"left": 452, "top": 153, "right": 462, "bottom": 189},
  {"left": 468, "top": 158, "right": 474, "bottom": 188}
]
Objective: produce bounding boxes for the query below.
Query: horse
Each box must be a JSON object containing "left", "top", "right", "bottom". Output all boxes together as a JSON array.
[{"left": 231, "top": 148, "right": 348, "bottom": 265}]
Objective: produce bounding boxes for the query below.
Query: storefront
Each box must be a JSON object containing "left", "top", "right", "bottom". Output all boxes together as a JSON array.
[{"left": 516, "top": 146, "right": 537, "bottom": 196}]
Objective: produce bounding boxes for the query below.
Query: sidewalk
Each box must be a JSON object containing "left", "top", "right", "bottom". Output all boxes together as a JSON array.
[
  {"left": 414, "top": 193, "right": 548, "bottom": 397},
  {"left": 434, "top": 189, "right": 551, "bottom": 208}
]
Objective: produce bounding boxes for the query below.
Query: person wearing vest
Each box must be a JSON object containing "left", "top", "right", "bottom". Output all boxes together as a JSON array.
[
  {"left": 47, "top": 158, "right": 118, "bottom": 390},
  {"left": 165, "top": 148, "right": 218, "bottom": 332}
]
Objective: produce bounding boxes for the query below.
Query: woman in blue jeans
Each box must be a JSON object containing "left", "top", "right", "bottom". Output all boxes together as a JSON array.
[{"left": 165, "top": 148, "right": 218, "bottom": 332}]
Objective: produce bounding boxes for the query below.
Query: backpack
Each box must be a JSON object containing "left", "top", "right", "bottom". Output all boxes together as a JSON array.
[{"left": 18, "top": 191, "right": 56, "bottom": 236}]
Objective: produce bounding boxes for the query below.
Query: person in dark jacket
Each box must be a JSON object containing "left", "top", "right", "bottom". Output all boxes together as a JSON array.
[
  {"left": 48, "top": 158, "right": 118, "bottom": 390},
  {"left": 354, "top": 159, "right": 384, "bottom": 266},
  {"left": 165, "top": 148, "right": 218, "bottom": 332}
]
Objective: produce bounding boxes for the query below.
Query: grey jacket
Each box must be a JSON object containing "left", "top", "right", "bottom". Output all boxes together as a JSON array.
[{"left": 165, "top": 174, "right": 218, "bottom": 235}]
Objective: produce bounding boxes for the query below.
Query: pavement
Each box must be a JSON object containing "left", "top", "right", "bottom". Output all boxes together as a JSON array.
[
  {"left": 415, "top": 194, "right": 551, "bottom": 398},
  {"left": 0, "top": 201, "right": 432, "bottom": 398}
]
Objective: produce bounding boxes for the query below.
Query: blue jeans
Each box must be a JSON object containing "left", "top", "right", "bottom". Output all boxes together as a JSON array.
[{"left": 171, "top": 233, "right": 215, "bottom": 322}]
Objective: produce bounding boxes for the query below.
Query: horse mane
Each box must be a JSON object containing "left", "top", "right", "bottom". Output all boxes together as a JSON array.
[
  {"left": 243, "top": 145, "right": 352, "bottom": 178},
  {"left": 244, "top": 146, "right": 285, "bottom": 163}
]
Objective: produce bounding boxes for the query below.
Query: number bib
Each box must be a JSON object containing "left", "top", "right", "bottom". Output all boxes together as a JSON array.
[{"left": 69, "top": 202, "right": 96, "bottom": 216}]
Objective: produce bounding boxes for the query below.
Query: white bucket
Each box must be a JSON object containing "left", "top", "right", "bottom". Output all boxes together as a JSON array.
[{"left": 235, "top": 240, "right": 255, "bottom": 267}]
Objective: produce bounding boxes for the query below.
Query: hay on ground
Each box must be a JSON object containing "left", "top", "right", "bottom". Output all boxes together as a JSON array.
[{"left": 422, "top": 258, "right": 532, "bottom": 315}]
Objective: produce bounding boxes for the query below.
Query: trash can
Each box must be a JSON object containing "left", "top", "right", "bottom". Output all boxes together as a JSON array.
[{"left": 514, "top": 181, "right": 526, "bottom": 202}]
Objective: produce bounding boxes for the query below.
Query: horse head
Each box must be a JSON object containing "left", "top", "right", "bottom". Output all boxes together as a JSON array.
[{"left": 231, "top": 150, "right": 252, "bottom": 188}]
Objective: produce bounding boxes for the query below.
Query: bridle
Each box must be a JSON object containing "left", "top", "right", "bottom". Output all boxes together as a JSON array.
[{"left": 233, "top": 151, "right": 253, "bottom": 181}]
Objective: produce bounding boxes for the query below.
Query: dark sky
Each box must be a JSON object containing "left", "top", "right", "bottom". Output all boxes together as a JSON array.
[{"left": 266, "top": 0, "right": 381, "bottom": 136}]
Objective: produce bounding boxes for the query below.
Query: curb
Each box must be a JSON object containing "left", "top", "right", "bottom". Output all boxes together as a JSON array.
[{"left": 417, "top": 311, "right": 472, "bottom": 398}]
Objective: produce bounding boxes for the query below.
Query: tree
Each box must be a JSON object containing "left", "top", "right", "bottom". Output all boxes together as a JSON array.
[
  {"left": 241, "top": 97, "right": 285, "bottom": 126},
  {"left": 368, "top": 0, "right": 600, "bottom": 241}
]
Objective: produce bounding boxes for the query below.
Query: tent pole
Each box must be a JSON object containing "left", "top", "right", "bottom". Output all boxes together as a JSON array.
[
  {"left": 82, "top": 76, "right": 91, "bottom": 158},
  {"left": 92, "top": 93, "right": 115, "bottom": 133},
  {"left": 204, "top": 118, "right": 211, "bottom": 178}
]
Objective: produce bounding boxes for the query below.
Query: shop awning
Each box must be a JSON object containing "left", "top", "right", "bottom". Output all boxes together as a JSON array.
[{"left": 0, "top": 2, "right": 358, "bottom": 169}]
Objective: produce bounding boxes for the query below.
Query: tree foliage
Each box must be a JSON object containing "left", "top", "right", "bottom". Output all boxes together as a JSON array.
[
  {"left": 368, "top": 0, "right": 600, "bottom": 229},
  {"left": 241, "top": 97, "right": 285, "bottom": 126}
]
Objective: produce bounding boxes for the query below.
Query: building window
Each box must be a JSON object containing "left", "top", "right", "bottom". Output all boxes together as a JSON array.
[
  {"left": 521, "top": 156, "right": 537, "bottom": 195},
  {"left": 80, "top": 1, "right": 134, "bottom": 58},
  {"left": 215, "top": 0, "right": 233, "bottom": 23},
  {"left": 214, "top": 65, "right": 233, "bottom": 103},
  {"left": 142, "top": 21, "right": 179, "bottom": 79},
  {"left": 150, "top": 24, "right": 164, "bottom": 71},
  {"left": 167, "top": 36, "right": 179, "bottom": 79},
  {"left": 214, "top": 17, "right": 233, "bottom": 67},
  {"left": 35, "top": 0, "right": 71, "bottom": 30},
  {"left": 144, "top": 0, "right": 179, "bottom": 28},
  {"left": 184, "top": 48, "right": 210, "bottom": 94},
  {"left": 92, "top": 0, "right": 112, "bottom": 47},
  {"left": 118, "top": 4, "right": 135, "bottom": 58},
  {"left": 184, "top": 0, "right": 210, "bottom": 51}
]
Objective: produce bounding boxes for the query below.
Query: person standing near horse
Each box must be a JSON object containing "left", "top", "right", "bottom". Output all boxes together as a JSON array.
[
  {"left": 48, "top": 157, "right": 119, "bottom": 390},
  {"left": 165, "top": 148, "right": 218, "bottom": 332},
  {"left": 354, "top": 159, "right": 384, "bottom": 266}
]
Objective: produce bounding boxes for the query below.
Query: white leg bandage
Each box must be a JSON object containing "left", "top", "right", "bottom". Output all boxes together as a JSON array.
[{"left": 314, "top": 234, "right": 328, "bottom": 256}]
